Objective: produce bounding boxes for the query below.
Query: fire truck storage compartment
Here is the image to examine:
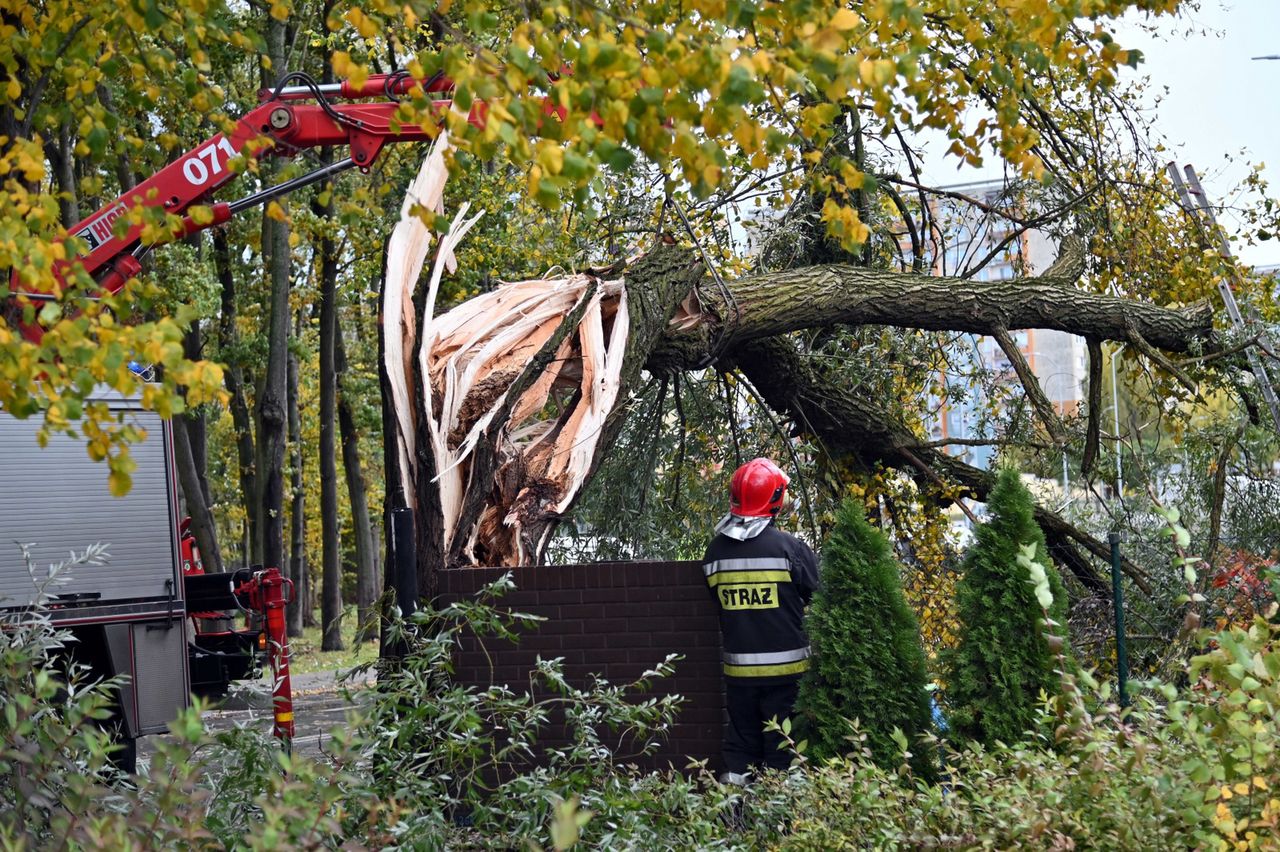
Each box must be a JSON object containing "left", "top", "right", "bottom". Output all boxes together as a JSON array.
[
  {"left": 0, "top": 395, "right": 183, "bottom": 612},
  {"left": 104, "top": 618, "right": 191, "bottom": 737}
]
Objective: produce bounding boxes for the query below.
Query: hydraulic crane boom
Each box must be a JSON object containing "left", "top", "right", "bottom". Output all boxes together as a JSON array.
[{"left": 11, "top": 71, "right": 480, "bottom": 332}]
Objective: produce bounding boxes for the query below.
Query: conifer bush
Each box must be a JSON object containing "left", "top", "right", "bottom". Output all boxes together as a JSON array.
[
  {"left": 944, "top": 467, "right": 1070, "bottom": 747},
  {"left": 795, "top": 499, "right": 935, "bottom": 776}
]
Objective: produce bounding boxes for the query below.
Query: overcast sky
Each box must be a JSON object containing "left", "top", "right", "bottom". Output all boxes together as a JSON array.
[{"left": 921, "top": 0, "right": 1280, "bottom": 267}]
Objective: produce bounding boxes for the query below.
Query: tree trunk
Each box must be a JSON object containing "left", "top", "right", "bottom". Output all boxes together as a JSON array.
[
  {"left": 254, "top": 16, "right": 290, "bottom": 574},
  {"left": 337, "top": 323, "right": 377, "bottom": 634},
  {"left": 286, "top": 310, "right": 307, "bottom": 638},
  {"left": 314, "top": 152, "right": 344, "bottom": 652},
  {"left": 173, "top": 415, "right": 223, "bottom": 574},
  {"left": 44, "top": 120, "right": 79, "bottom": 228},
  {"left": 173, "top": 322, "right": 223, "bottom": 574},
  {"left": 378, "top": 242, "right": 412, "bottom": 659},
  {"left": 213, "top": 229, "right": 259, "bottom": 566}
]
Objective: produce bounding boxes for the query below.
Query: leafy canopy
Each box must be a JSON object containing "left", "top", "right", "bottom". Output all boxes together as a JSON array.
[{"left": 0, "top": 0, "right": 1184, "bottom": 475}]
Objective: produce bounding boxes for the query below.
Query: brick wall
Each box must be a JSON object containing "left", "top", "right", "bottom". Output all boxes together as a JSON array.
[{"left": 436, "top": 561, "right": 725, "bottom": 773}]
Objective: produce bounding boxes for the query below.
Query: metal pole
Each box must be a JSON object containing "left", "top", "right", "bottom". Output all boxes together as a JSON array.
[
  {"left": 1108, "top": 532, "right": 1129, "bottom": 707},
  {"left": 1110, "top": 343, "right": 1122, "bottom": 498}
]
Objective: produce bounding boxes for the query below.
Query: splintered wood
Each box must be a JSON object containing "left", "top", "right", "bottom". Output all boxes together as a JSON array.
[{"left": 383, "top": 145, "right": 628, "bottom": 567}]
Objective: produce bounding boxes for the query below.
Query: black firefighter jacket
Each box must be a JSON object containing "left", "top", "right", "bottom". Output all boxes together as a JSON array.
[{"left": 702, "top": 523, "right": 820, "bottom": 684}]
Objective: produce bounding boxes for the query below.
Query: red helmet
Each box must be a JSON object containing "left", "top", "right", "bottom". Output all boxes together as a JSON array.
[{"left": 729, "top": 458, "right": 790, "bottom": 518}]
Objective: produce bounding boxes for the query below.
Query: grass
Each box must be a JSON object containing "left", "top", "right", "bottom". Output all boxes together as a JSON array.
[{"left": 285, "top": 611, "right": 379, "bottom": 675}]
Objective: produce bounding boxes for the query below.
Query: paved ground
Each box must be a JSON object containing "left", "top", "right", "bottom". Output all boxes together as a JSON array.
[{"left": 138, "top": 668, "right": 373, "bottom": 766}]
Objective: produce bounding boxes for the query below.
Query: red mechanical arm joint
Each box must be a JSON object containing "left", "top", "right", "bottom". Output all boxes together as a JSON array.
[{"left": 235, "top": 568, "right": 295, "bottom": 744}]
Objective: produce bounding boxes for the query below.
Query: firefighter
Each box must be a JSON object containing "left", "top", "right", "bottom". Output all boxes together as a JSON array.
[{"left": 704, "top": 457, "right": 819, "bottom": 783}]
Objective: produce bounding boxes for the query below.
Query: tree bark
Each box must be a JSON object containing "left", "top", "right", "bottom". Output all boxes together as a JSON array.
[
  {"left": 254, "top": 16, "right": 290, "bottom": 575},
  {"left": 213, "top": 229, "right": 259, "bottom": 567},
  {"left": 648, "top": 238, "right": 1215, "bottom": 373},
  {"left": 44, "top": 120, "right": 79, "bottom": 228},
  {"left": 337, "top": 323, "right": 377, "bottom": 634},
  {"left": 317, "top": 156, "right": 345, "bottom": 653},
  {"left": 286, "top": 310, "right": 307, "bottom": 638},
  {"left": 173, "top": 415, "right": 223, "bottom": 574},
  {"left": 173, "top": 322, "right": 223, "bottom": 574}
]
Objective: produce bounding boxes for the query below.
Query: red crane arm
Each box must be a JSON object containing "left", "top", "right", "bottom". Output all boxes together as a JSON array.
[{"left": 12, "top": 73, "right": 478, "bottom": 309}]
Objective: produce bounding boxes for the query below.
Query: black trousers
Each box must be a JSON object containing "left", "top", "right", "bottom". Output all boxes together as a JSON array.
[{"left": 723, "top": 679, "right": 799, "bottom": 774}]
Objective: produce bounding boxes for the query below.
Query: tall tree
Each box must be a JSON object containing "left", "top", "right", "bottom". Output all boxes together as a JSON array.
[
  {"left": 795, "top": 499, "right": 935, "bottom": 777},
  {"left": 253, "top": 14, "right": 292, "bottom": 576},
  {"left": 213, "top": 229, "right": 260, "bottom": 567},
  {"left": 286, "top": 310, "right": 307, "bottom": 638},
  {"left": 337, "top": 322, "right": 378, "bottom": 634},
  {"left": 317, "top": 150, "right": 345, "bottom": 652},
  {"left": 175, "top": 321, "right": 223, "bottom": 574},
  {"left": 944, "top": 468, "right": 1071, "bottom": 747}
]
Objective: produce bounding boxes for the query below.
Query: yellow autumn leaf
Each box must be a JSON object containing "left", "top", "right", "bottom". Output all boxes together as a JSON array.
[
  {"left": 830, "top": 9, "right": 860, "bottom": 31},
  {"left": 346, "top": 8, "right": 379, "bottom": 38},
  {"left": 266, "top": 201, "right": 288, "bottom": 222},
  {"left": 537, "top": 142, "right": 564, "bottom": 175}
]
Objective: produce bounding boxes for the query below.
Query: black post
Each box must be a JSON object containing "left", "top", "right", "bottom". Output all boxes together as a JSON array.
[
  {"left": 392, "top": 507, "right": 418, "bottom": 618},
  {"left": 1108, "top": 532, "right": 1130, "bottom": 707}
]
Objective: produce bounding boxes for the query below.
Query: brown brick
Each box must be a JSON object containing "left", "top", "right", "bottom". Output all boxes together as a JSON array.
[
  {"left": 555, "top": 603, "right": 607, "bottom": 621},
  {"left": 609, "top": 631, "right": 652, "bottom": 649},
  {"left": 536, "top": 588, "right": 584, "bottom": 605},
  {"left": 571, "top": 631, "right": 608, "bottom": 650},
  {"left": 516, "top": 633, "right": 563, "bottom": 653},
  {"left": 628, "top": 616, "right": 675, "bottom": 634},
  {"left": 542, "top": 618, "right": 585, "bottom": 636},
  {"left": 580, "top": 587, "right": 628, "bottom": 604},
  {"left": 584, "top": 617, "right": 628, "bottom": 635},
  {"left": 586, "top": 648, "right": 632, "bottom": 666}
]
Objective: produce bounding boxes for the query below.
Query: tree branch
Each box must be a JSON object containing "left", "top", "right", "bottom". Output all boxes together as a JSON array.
[
  {"left": 1126, "top": 320, "right": 1199, "bottom": 394},
  {"left": 725, "top": 334, "right": 1116, "bottom": 593},
  {"left": 649, "top": 237, "right": 1216, "bottom": 372},
  {"left": 1206, "top": 426, "right": 1244, "bottom": 567},
  {"left": 1082, "top": 337, "right": 1103, "bottom": 477},
  {"left": 993, "top": 325, "right": 1067, "bottom": 445}
]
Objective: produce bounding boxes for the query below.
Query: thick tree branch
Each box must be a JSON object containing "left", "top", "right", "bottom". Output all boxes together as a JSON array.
[
  {"left": 1126, "top": 320, "right": 1199, "bottom": 394},
  {"left": 993, "top": 325, "right": 1067, "bottom": 445},
  {"left": 649, "top": 238, "right": 1216, "bottom": 372}
]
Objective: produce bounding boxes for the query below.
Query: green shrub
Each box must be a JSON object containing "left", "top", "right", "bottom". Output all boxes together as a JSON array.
[
  {"left": 795, "top": 498, "right": 935, "bottom": 776},
  {"left": 944, "top": 467, "right": 1070, "bottom": 747},
  {"left": 8, "top": 544, "right": 1280, "bottom": 850}
]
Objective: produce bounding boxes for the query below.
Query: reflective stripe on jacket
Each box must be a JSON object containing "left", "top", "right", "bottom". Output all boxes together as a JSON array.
[{"left": 703, "top": 524, "right": 820, "bottom": 683}]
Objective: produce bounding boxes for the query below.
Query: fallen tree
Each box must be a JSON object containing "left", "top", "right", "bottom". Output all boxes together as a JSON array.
[{"left": 378, "top": 163, "right": 1219, "bottom": 591}]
